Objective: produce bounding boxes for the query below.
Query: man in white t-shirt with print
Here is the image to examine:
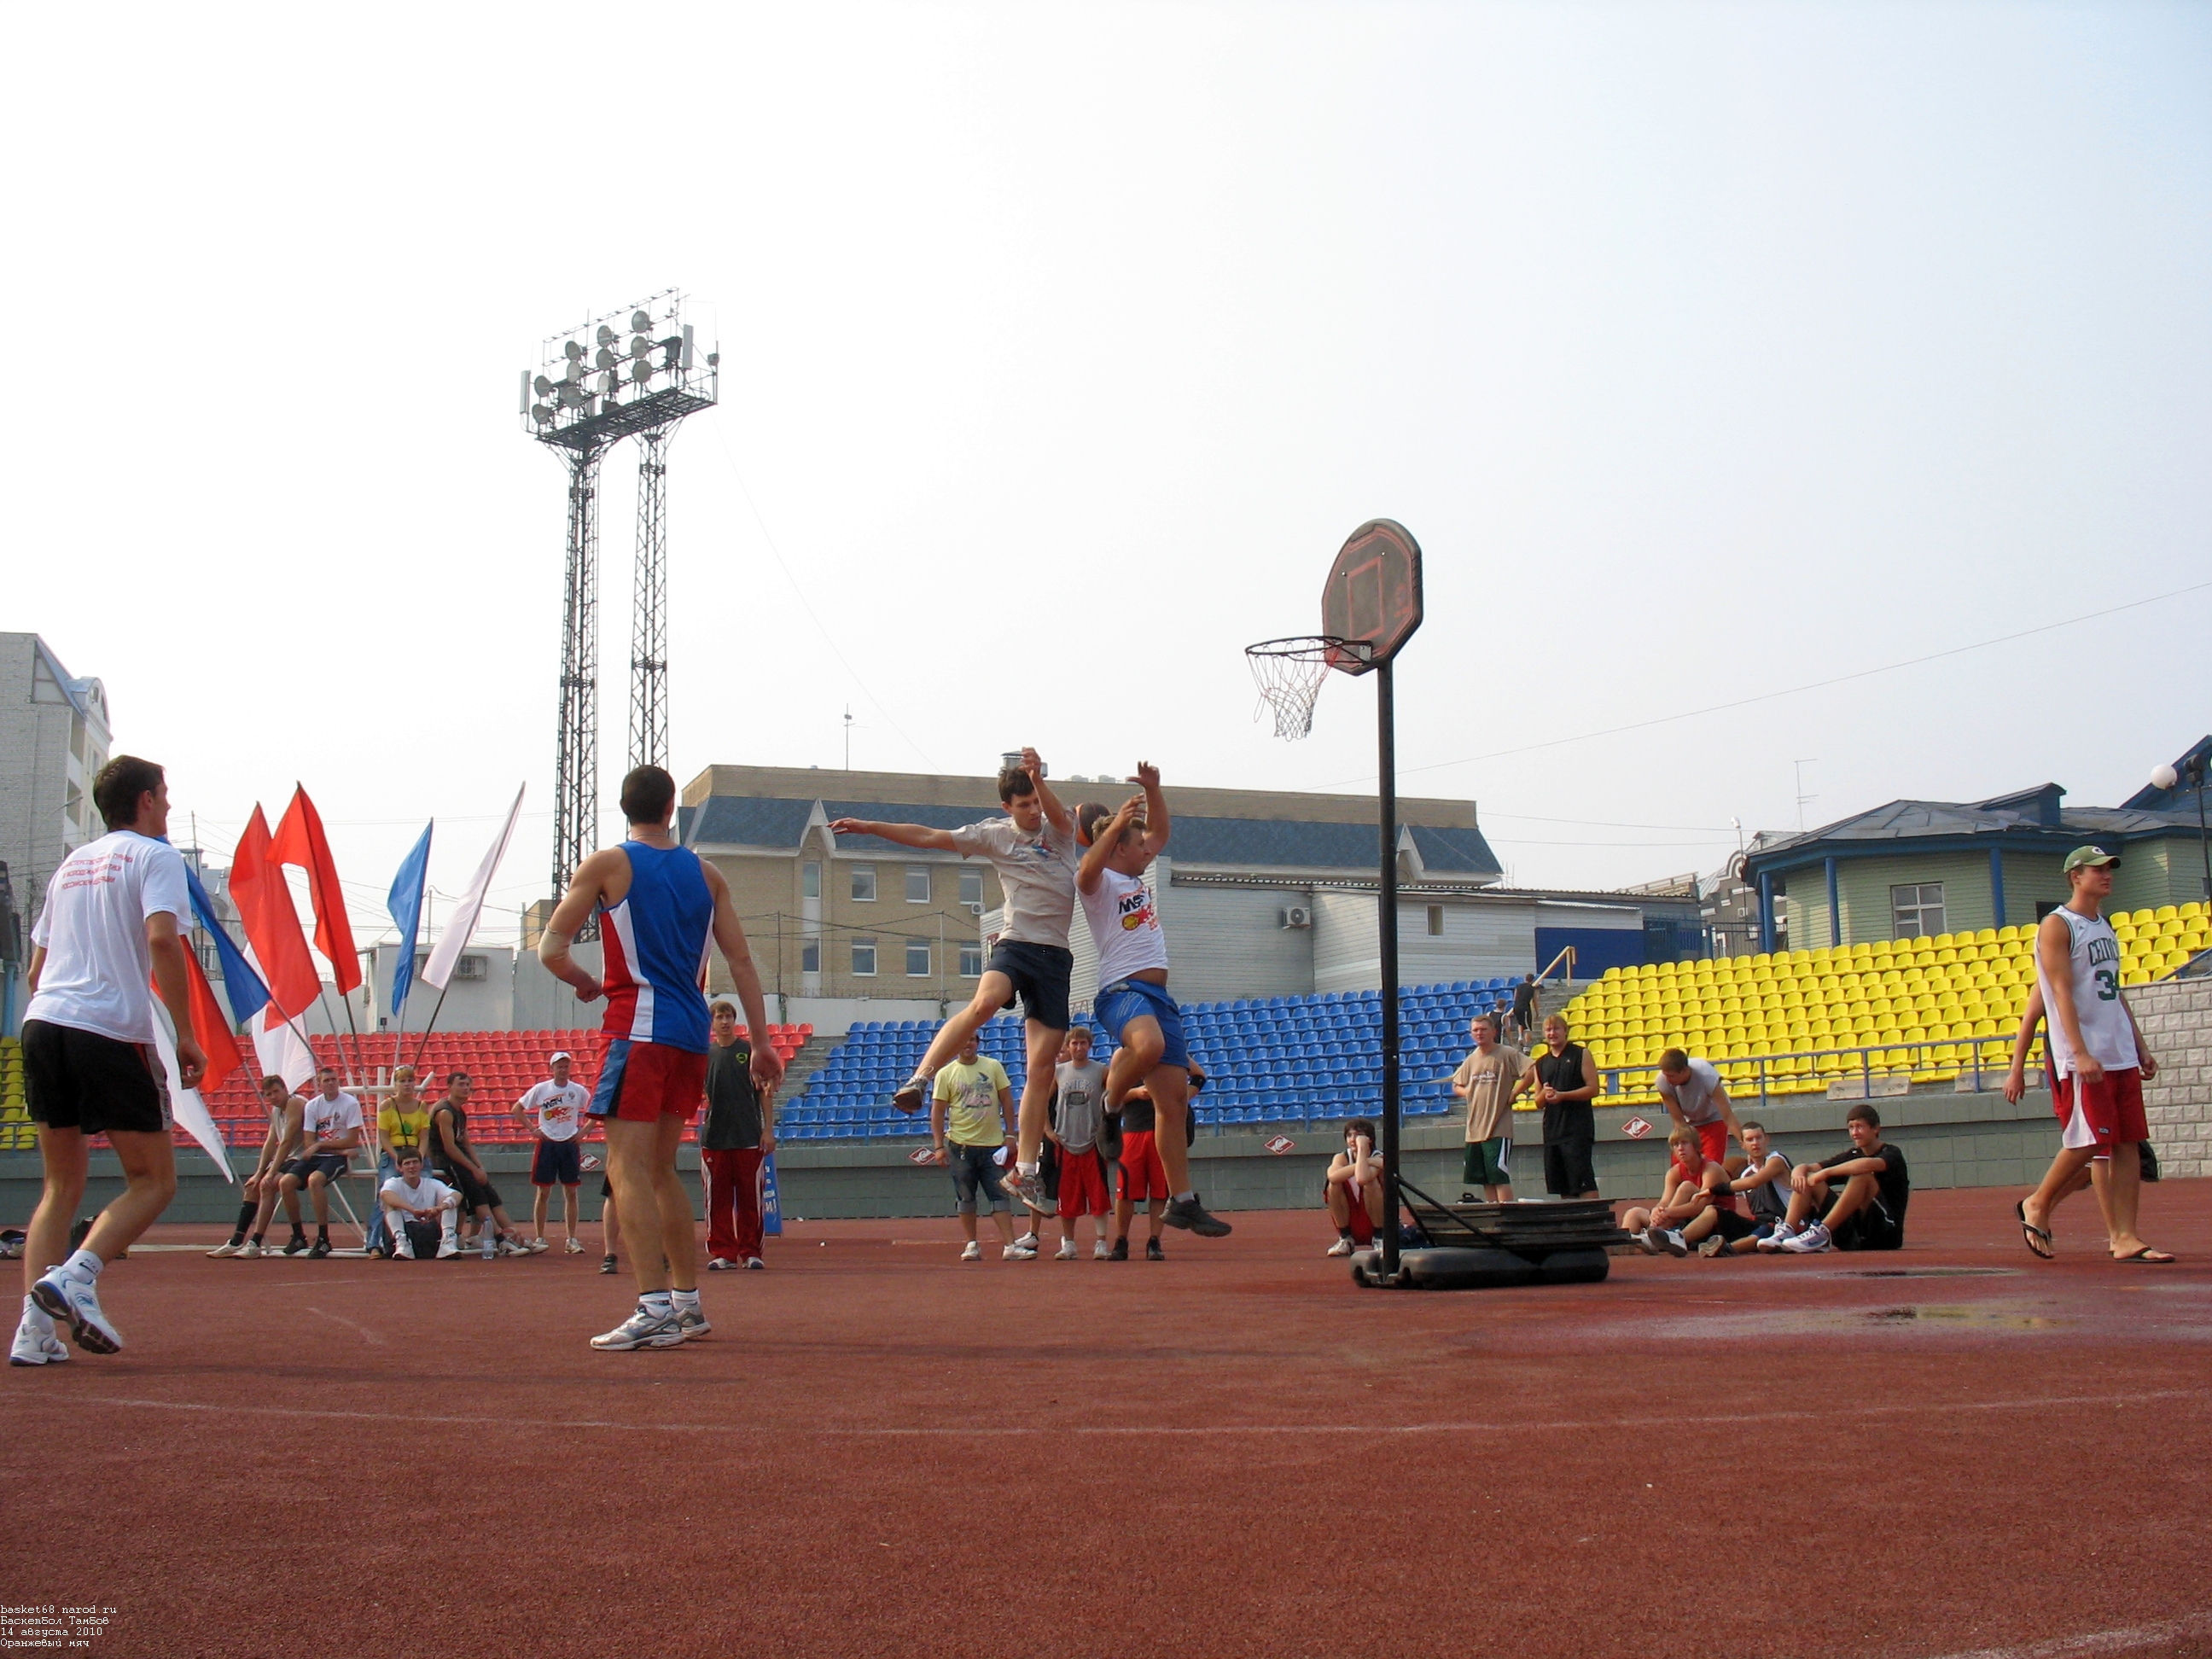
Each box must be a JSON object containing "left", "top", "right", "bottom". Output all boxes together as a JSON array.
[
  {"left": 830, "top": 747, "right": 1079, "bottom": 1220},
  {"left": 380, "top": 1150, "right": 463, "bottom": 1259},
  {"left": 1656, "top": 1049, "right": 1744, "bottom": 1170},
  {"left": 16, "top": 756, "right": 205, "bottom": 1365},
  {"left": 514, "top": 1050, "right": 591, "bottom": 1254},
  {"left": 278, "top": 1066, "right": 365, "bottom": 1258}
]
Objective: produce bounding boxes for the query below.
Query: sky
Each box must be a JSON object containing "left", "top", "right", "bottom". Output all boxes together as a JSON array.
[{"left": 5, "top": 1, "right": 2207, "bottom": 951}]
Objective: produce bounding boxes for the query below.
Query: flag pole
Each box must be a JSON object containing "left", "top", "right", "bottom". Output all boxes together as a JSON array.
[{"left": 410, "top": 983, "right": 452, "bottom": 1075}]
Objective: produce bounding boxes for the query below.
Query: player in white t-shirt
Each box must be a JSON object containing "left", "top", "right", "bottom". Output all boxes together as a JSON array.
[
  {"left": 513, "top": 1050, "right": 592, "bottom": 1253},
  {"left": 379, "top": 1151, "right": 463, "bottom": 1258},
  {"left": 16, "top": 757, "right": 205, "bottom": 1364},
  {"left": 277, "top": 1066, "right": 366, "bottom": 1258},
  {"left": 1074, "top": 765, "right": 1231, "bottom": 1241}
]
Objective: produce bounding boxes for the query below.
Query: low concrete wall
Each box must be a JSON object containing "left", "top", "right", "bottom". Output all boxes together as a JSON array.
[{"left": 0, "top": 1084, "right": 2092, "bottom": 1228}]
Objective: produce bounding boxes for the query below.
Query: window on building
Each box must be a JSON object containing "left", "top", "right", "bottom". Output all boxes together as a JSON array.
[
  {"left": 905, "top": 866, "right": 930, "bottom": 904},
  {"left": 959, "top": 868, "right": 984, "bottom": 908},
  {"left": 1426, "top": 905, "right": 1444, "bottom": 936},
  {"left": 801, "top": 861, "right": 821, "bottom": 900},
  {"left": 800, "top": 939, "right": 820, "bottom": 975},
  {"left": 905, "top": 940, "right": 931, "bottom": 976},
  {"left": 1891, "top": 882, "right": 1946, "bottom": 939},
  {"left": 851, "top": 864, "right": 876, "bottom": 902},
  {"left": 851, "top": 938, "right": 876, "bottom": 976},
  {"left": 958, "top": 942, "right": 983, "bottom": 977}
]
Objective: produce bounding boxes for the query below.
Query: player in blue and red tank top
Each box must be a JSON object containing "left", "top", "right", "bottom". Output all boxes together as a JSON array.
[{"left": 539, "top": 765, "right": 785, "bottom": 1353}]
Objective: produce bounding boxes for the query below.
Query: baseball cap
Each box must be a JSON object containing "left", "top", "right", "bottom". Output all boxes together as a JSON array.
[
  {"left": 2062, "top": 846, "right": 2120, "bottom": 873},
  {"left": 548, "top": 1049, "right": 573, "bottom": 1064}
]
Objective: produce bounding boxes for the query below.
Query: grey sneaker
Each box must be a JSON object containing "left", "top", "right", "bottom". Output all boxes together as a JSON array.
[
  {"left": 892, "top": 1074, "right": 932, "bottom": 1114},
  {"left": 1161, "top": 1193, "right": 1231, "bottom": 1237},
  {"left": 1697, "top": 1233, "right": 1730, "bottom": 1258},
  {"left": 590, "top": 1304, "right": 685, "bottom": 1351},
  {"left": 673, "top": 1306, "right": 710, "bottom": 1341},
  {"left": 1001, "top": 1170, "right": 1051, "bottom": 1216}
]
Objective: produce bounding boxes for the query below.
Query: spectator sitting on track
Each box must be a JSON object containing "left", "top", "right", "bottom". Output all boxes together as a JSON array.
[
  {"left": 929, "top": 1033, "right": 1027, "bottom": 1262},
  {"left": 1655, "top": 1050, "right": 1745, "bottom": 1168},
  {"left": 1760, "top": 1103, "right": 1910, "bottom": 1255},
  {"left": 1621, "top": 1125, "right": 1723, "bottom": 1257},
  {"left": 379, "top": 1151, "right": 461, "bottom": 1260},
  {"left": 1698, "top": 1120, "right": 1794, "bottom": 1257},
  {"left": 426, "top": 1070, "right": 531, "bottom": 1257},
  {"left": 277, "top": 1066, "right": 364, "bottom": 1259},
  {"left": 208, "top": 1074, "right": 305, "bottom": 1259},
  {"left": 1452, "top": 1013, "right": 1528, "bottom": 1202},
  {"left": 1324, "top": 1119, "right": 1385, "bottom": 1257}
]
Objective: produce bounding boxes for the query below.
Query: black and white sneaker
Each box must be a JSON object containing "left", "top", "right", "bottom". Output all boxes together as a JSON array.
[
  {"left": 1161, "top": 1193, "right": 1231, "bottom": 1237},
  {"left": 282, "top": 1236, "right": 309, "bottom": 1256},
  {"left": 599, "top": 1255, "right": 620, "bottom": 1275},
  {"left": 1108, "top": 1238, "right": 1129, "bottom": 1261},
  {"left": 307, "top": 1238, "right": 332, "bottom": 1260},
  {"left": 1145, "top": 1237, "right": 1166, "bottom": 1262}
]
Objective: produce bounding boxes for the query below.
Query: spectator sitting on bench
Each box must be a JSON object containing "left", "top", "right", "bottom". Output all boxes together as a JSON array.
[
  {"left": 1324, "top": 1119, "right": 1385, "bottom": 1257},
  {"left": 1621, "top": 1125, "right": 1722, "bottom": 1257},
  {"left": 379, "top": 1151, "right": 461, "bottom": 1260},
  {"left": 1760, "top": 1103, "right": 1910, "bottom": 1255},
  {"left": 1699, "top": 1119, "right": 1794, "bottom": 1256}
]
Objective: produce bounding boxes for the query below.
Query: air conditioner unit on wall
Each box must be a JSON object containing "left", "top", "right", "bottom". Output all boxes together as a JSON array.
[{"left": 1281, "top": 905, "right": 1312, "bottom": 929}]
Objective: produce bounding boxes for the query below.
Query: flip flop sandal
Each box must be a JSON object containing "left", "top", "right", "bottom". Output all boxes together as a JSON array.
[
  {"left": 2016, "top": 1200, "right": 2055, "bottom": 1260},
  {"left": 2113, "top": 1248, "right": 2177, "bottom": 1264}
]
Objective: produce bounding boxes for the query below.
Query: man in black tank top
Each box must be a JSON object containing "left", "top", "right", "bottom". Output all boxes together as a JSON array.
[
  {"left": 427, "top": 1073, "right": 523, "bottom": 1254},
  {"left": 1528, "top": 1016, "right": 1600, "bottom": 1199}
]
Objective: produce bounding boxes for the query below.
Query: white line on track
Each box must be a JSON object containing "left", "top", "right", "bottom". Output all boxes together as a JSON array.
[
  {"left": 1918, "top": 1611, "right": 2212, "bottom": 1658},
  {"left": 52, "top": 1387, "right": 2207, "bottom": 1441},
  {"left": 303, "top": 1307, "right": 385, "bottom": 1347}
]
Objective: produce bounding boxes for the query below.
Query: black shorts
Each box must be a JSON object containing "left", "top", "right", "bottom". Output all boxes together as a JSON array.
[
  {"left": 1544, "top": 1134, "right": 1597, "bottom": 1197},
  {"left": 601, "top": 1175, "right": 614, "bottom": 1200},
  {"left": 282, "top": 1153, "right": 351, "bottom": 1185},
  {"left": 532, "top": 1138, "right": 582, "bottom": 1186},
  {"left": 21, "top": 1019, "right": 170, "bottom": 1137},
  {"left": 437, "top": 1164, "right": 501, "bottom": 1213},
  {"left": 1039, "top": 1136, "right": 1062, "bottom": 1201},
  {"left": 1709, "top": 1208, "right": 1758, "bottom": 1243},
  {"left": 400, "top": 1219, "right": 444, "bottom": 1255},
  {"left": 1831, "top": 1202, "right": 1905, "bottom": 1253},
  {"left": 987, "top": 940, "right": 1072, "bottom": 1032}
]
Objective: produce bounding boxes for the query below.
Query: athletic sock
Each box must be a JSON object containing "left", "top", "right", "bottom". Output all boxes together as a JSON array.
[
  {"left": 641, "top": 1290, "right": 674, "bottom": 1318},
  {"left": 60, "top": 1248, "right": 102, "bottom": 1283},
  {"left": 316, "top": 1226, "right": 329, "bottom": 1243},
  {"left": 1338, "top": 1228, "right": 1355, "bottom": 1243},
  {"left": 670, "top": 1287, "right": 701, "bottom": 1313},
  {"left": 250, "top": 1231, "right": 265, "bottom": 1246},
  {"left": 1017, "top": 1161, "right": 1039, "bottom": 1178},
  {"left": 1175, "top": 1190, "right": 1196, "bottom": 1203},
  {"left": 232, "top": 1201, "right": 257, "bottom": 1237}
]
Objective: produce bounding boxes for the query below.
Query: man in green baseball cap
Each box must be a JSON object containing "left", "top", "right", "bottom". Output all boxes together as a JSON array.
[{"left": 2061, "top": 845, "right": 2121, "bottom": 874}]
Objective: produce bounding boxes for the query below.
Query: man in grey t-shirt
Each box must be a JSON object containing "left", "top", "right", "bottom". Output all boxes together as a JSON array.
[
  {"left": 829, "top": 747, "right": 1077, "bottom": 1220},
  {"left": 1048, "top": 1028, "right": 1114, "bottom": 1260}
]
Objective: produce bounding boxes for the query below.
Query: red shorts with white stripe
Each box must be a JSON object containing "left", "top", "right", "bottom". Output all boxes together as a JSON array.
[
  {"left": 1057, "top": 1148, "right": 1111, "bottom": 1219},
  {"left": 590, "top": 1039, "right": 708, "bottom": 1125},
  {"left": 2052, "top": 1066, "right": 2147, "bottom": 1152}
]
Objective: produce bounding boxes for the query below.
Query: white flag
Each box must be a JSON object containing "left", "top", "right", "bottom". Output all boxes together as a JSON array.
[
  {"left": 151, "top": 1002, "right": 235, "bottom": 1181},
  {"left": 253, "top": 1006, "right": 317, "bottom": 1091},
  {"left": 422, "top": 783, "right": 524, "bottom": 992}
]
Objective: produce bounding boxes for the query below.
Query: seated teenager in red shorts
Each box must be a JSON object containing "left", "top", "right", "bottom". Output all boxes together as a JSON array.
[
  {"left": 1762, "top": 1103, "right": 1910, "bottom": 1254},
  {"left": 1621, "top": 1125, "right": 1723, "bottom": 1258},
  {"left": 539, "top": 765, "right": 785, "bottom": 1351},
  {"left": 1049, "top": 1027, "right": 1113, "bottom": 1260},
  {"left": 1324, "top": 1119, "right": 1384, "bottom": 1256}
]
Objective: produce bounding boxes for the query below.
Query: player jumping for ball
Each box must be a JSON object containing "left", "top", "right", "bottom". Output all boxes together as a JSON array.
[
  {"left": 1075, "top": 765, "right": 1231, "bottom": 1239},
  {"left": 829, "top": 748, "right": 1075, "bottom": 1220}
]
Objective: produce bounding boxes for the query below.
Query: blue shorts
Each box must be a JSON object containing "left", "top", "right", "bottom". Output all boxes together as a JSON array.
[{"left": 1095, "top": 978, "right": 1187, "bottom": 1069}]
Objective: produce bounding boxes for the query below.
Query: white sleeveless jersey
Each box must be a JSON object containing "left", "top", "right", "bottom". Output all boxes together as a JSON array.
[
  {"left": 2035, "top": 907, "right": 2135, "bottom": 1078},
  {"left": 1081, "top": 865, "right": 1169, "bottom": 986}
]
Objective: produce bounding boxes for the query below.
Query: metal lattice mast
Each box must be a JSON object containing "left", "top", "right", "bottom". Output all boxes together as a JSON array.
[
  {"left": 628, "top": 428, "right": 671, "bottom": 770},
  {"left": 552, "top": 445, "right": 606, "bottom": 905}
]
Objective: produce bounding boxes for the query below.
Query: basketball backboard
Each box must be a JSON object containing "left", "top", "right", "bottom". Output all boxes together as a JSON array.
[{"left": 1320, "top": 519, "right": 1423, "bottom": 676}]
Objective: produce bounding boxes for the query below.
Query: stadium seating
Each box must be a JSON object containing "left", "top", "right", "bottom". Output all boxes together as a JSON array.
[
  {"left": 0, "top": 1037, "right": 30, "bottom": 1155},
  {"left": 1553, "top": 901, "right": 2208, "bottom": 1105}
]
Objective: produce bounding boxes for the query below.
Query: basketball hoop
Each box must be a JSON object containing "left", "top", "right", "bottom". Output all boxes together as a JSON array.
[{"left": 1244, "top": 636, "right": 1370, "bottom": 740}]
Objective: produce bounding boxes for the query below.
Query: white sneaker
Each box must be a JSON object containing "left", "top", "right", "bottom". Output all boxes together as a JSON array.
[
  {"left": 1632, "top": 1230, "right": 1662, "bottom": 1256},
  {"left": 1755, "top": 1223, "right": 1796, "bottom": 1254},
  {"left": 1004, "top": 1243, "right": 1037, "bottom": 1261},
  {"left": 673, "top": 1306, "right": 710, "bottom": 1341},
  {"left": 743, "top": 1256, "right": 765, "bottom": 1271},
  {"left": 32, "top": 1268, "right": 121, "bottom": 1355},
  {"left": 435, "top": 1237, "right": 460, "bottom": 1259},
  {"left": 1013, "top": 1231, "right": 1040, "bottom": 1251},
  {"left": 393, "top": 1233, "right": 416, "bottom": 1260},
  {"left": 960, "top": 1241, "right": 983, "bottom": 1261},
  {"left": 1092, "top": 1241, "right": 1111, "bottom": 1260},
  {"left": 1326, "top": 1237, "right": 1355, "bottom": 1257},
  {"left": 1780, "top": 1222, "right": 1833, "bottom": 1254},
  {"left": 527, "top": 1237, "right": 550, "bottom": 1254},
  {"left": 232, "top": 1239, "right": 263, "bottom": 1258},
  {"left": 590, "top": 1303, "right": 686, "bottom": 1350},
  {"left": 1653, "top": 1229, "right": 1690, "bottom": 1258},
  {"left": 10, "top": 1323, "right": 68, "bottom": 1366},
  {"left": 206, "top": 1240, "right": 240, "bottom": 1258},
  {"left": 564, "top": 1237, "right": 585, "bottom": 1254},
  {"left": 1056, "top": 1240, "right": 1079, "bottom": 1260}
]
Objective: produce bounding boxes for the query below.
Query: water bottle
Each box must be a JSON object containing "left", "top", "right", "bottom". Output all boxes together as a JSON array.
[{"left": 480, "top": 1225, "right": 494, "bottom": 1260}]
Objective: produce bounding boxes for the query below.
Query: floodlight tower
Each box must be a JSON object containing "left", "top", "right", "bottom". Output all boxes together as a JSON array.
[{"left": 521, "top": 291, "right": 719, "bottom": 911}]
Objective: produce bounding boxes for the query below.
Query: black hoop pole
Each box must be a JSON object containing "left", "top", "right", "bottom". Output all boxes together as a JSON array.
[{"left": 1377, "top": 657, "right": 1402, "bottom": 1282}]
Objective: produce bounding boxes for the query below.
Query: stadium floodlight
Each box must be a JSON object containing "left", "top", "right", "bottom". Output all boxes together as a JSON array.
[{"left": 519, "top": 288, "right": 719, "bottom": 917}]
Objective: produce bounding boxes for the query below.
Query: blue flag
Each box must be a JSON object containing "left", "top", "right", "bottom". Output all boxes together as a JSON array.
[
  {"left": 388, "top": 821, "right": 434, "bottom": 1018},
  {"left": 184, "top": 864, "right": 270, "bottom": 1027},
  {"left": 760, "top": 1152, "right": 783, "bottom": 1237}
]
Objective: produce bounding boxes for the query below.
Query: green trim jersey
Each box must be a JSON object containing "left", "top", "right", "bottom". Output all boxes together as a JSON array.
[{"left": 2036, "top": 908, "right": 2134, "bottom": 1078}]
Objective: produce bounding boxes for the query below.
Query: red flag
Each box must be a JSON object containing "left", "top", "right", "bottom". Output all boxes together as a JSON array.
[
  {"left": 166, "top": 948, "right": 244, "bottom": 1097},
  {"left": 270, "top": 785, "right": 360, "bottom": 993},
  {"left": 230, "top": 806, "right": 322, "bottom": 1021}
]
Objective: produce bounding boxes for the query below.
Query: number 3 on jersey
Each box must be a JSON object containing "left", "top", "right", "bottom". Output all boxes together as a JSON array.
[{"left": 2094, "top": 968, "right": 2119, "bottom": 1001}]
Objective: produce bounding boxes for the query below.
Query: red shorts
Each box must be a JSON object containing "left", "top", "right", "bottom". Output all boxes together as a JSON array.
[
  {"left": 1057, "top": 1147, "right": 1111, "bottom": 1219},
  {"left": 1345, "top": 1184, "right": 1375, "bottom": 1244},
  {"left": 1119, "top": 1129, "right": 1169, "bottom": 1204},
  {"left": 591, "top": 1039, "right": 708, "bottom": 1125},
  {"left": 2052, "top": 1066, "right": 2147, "bottom": 1152},
  {"left": 1696, "top": 1120, "right": 1728, "bottom": 1167}
]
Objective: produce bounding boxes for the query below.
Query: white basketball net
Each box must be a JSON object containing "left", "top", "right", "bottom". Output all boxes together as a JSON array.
[{"left": 1245, "top": 637, "right": 1355, "bottom": 741}]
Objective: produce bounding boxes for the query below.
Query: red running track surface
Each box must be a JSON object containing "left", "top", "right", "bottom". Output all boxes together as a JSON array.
[{"left": 3, "top": 1183, "right": 2209, "bottom": 1658}]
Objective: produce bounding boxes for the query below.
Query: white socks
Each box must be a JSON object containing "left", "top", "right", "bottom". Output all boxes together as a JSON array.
[
  {"left": 1175, "top": 1190, "right": 1196, "bottom": 1204},
  {"left": 670, "top": 1287, "right": 701, "bottom": 1313},
  {"left": 641, "top": 1290, "right": 674, "bottom": 1317},
  {"left": 59, "top": 1249, "right": 102, "bottom": 1282},
  {"left": 1018, "top": 1161, "right": 1039, "bottom": 1178}
]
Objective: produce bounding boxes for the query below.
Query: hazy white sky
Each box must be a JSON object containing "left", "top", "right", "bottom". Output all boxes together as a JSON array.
[{"left": 6, "top": 2, "right": 2207, "bottom": 948}]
